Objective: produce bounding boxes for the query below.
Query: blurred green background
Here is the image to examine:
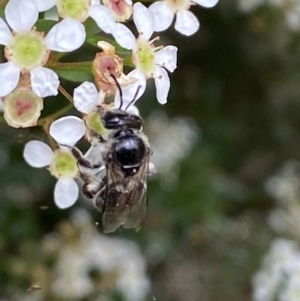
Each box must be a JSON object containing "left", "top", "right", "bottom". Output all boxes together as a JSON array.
[{"left": 1, "top": 0, "right": 300, "bottom": 300}]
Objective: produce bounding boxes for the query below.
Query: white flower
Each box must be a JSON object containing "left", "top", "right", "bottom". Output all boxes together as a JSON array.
[
  {"left": 32, "top": 0, "right": 117, "bottom": 34},
  {"left": 0, "top": 0, "right": 86, "bottom": 98},
  {"left": 73, "top": 81, "right": 106, "bottom": 114},
  {"left": 112, "top": 3, "right": 177, "bottom": 104},
  {"left": 149, "top": 0, "right": 219, "bottom": 36},
  {"left": 23, "top": 116, "right": 86, "bottom": 208},
  {"left": 74, "top": 81, "right": 140, "bottom": 114}
]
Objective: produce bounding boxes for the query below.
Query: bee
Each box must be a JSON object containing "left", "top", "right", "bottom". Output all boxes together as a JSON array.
[{"left": 74, "top": 78, "right": 154, "bottom": 233}]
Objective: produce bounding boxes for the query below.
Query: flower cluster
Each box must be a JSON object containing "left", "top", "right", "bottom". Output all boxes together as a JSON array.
[
  {"left": 0, "top": 0, "right": 219, "bottom": 208},
  {"left": 265, "top": 160, "right": 300, "bottom": 239},
  {"left": 253, "top": 239, "right": 300, "bottom": 301}
]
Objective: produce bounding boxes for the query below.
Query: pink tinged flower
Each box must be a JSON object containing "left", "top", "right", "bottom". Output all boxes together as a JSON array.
[
  {"left": 3, "top": 87, "right": 44, "bottom": 128},
  {"left": 102, "top": 0, "right": 133, "bottom": 22},
  {"left": 0, "top": 0, "right": 85, "bottom": 98},
  {"left": 149, "top": 0, "right": 219, "bottom": 36},
  {"left": 112, "top": 3, "right": 178, "bottom": 104},
  {"left": 32, "top": 0, "right": 117, "bottom": 34},
  {"left": 23, "top": 116, "right": 86, "bottom": 209}
]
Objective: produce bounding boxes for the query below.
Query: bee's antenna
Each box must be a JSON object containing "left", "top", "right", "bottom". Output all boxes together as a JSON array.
[
  {"left": 110, "top": 74, "right": 123, "bottom": 109},
  {"left": 125, "top": 85, "right": 142, "bottom": 111}
]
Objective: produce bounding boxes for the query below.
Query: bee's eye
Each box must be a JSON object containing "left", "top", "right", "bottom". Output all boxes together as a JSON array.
[
  {"left": 102, "top": 111, "right": 121, "bottom": 128},
  {"left": 107, "top": 116, "right": 120, "bottom": 125}
]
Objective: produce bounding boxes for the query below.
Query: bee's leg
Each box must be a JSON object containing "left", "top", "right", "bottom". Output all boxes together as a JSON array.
[
  {"left": 89, "top": 129, "right": 107, "bottom": 144},
  {"left": 95, "top": 195, "right": 105, "bottom": 212},
  {"left": 82, "top": 176, "right": 106, "bottom": 201},
  {"left": 71, "top": 147, "right": 102, "bottom": 170}
]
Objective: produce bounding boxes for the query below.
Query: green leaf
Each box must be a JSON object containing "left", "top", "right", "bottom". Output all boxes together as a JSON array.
[
  {"left": 35, "top": 19, "right": 57, "bottom": 34},
  {"left": 84, "top": 17, "right": 101, "bottom": 35},
  {"left": 123, "top": 55, "right": 134, "bottom": 68},
  {"left": 56, "top": 70, "right": 93, "bottom": 82},
  {"left": 48, "top": 62, "right": 93, "bottom": 82}
]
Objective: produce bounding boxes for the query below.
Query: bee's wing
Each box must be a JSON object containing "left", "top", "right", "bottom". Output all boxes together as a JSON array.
[{"left": 102, "top": 155, "right": 149, "bottom": 233}]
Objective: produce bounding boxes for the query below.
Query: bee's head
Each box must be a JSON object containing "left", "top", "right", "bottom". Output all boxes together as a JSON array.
[{"left": 102, "top": 109, "right": 142, "bottom": 130}]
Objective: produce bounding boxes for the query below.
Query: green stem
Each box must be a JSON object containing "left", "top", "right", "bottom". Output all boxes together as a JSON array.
[
  {"left": 47, "top": 61, "right": 93, "bottom": 68},
  {"left": 37, "top": 102, "right": 73, "bottom": 126},
  {"left": 58, "top": 85, "right": 73, "bottom": 103}
]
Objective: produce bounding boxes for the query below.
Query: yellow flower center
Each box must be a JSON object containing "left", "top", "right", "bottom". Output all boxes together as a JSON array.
[
  {"left": 5, "top": 31, "right": 49, "bottom": 70},
  {"left": 57, "top": 0, "right": 91, "bottom": 21},
  {"left": 165, "top": 0, "right": 190, "bottom": 12},
  {"left": 134, "top": 39, "right": 156, "bottom": 77},
  {"left": 50, "top": 150, "right": 78, "bottom": 178}
]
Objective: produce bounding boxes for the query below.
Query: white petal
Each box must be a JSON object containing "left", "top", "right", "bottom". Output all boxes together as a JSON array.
[
  {"left": 0, "top": 18, "right": 12, "bottom": 46},
  {"left": 45, "top": 18, "right": 86, "bottom": 52},
  {"left": 54, "top": 178, "right": 78, "bottom": 209},
  {"left": 112, "top": 23, "right": 135, "bottom": 50},
  {"left": 31, "top": 67, "right": 59, "bottom": 97},
  {"left": 114, "top": 69, "right": 146, "bottom": 109},
  {"left": 193, "top": 0, "right": 219, "bottom": 8},
  {"left": 155, "top": 46, "right": 178, "bottom": 73},
  {"left": 154, "top": 67, "right": 170, "bottom": 104},
  {"left": 0, "top": 62, "right": 20, "bottom": 97},
  {"left": 89, "top": 5, "right": 116, "bottom": 34},
  {"left": 175, "top": 10, "right": 199, "bottom": 36},
  {"left": 5, "top": 0, "right": 38, "bottom": 32},
  {"left": 91, "top": 0, "right": 101, "bottom": 4},
  {"left": 73, "top": 82, "right": 99, "bottom": 114},
  {"left": 149, "top": 2, "right": 173, "bottom": 32},
  {"left": 32, "top": 0, "right": 56, "bottom": 12},
  {"left": 50, "top": 116, "right": 86, "bottom": 147},
  {"left": 133, "top": 3, "right": 154, "bottom": 40},
  {"left": 23, "top": 140, "right": 53, "bottom": 168}
]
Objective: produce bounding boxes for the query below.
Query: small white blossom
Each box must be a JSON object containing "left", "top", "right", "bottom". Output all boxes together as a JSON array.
[
  {"left": 149, "top": 0, "right": 219, "bottom": 36},
  {"left": 52, "top": 209, "right": 150, "bottom": 301},
  {"left": 253, "top": 239, "right": 300, "bottom": 301},
  {"left": 0, "top": 0, "right": 86, "bottom": 98},
  {"left": 23, "top": 116, "right": 86, "bottom": 208},
  {"left": 73, "top": 81, "right": 106, "bottom": 114},
  {"left": 74, "top": 81, "right": 139, "bottom": 113},
  {"left": 32, "top": 0, "right": 117, "bottom": 34},
  {"left": 112, "top": 3, "right": 177, "bottom": 104}
]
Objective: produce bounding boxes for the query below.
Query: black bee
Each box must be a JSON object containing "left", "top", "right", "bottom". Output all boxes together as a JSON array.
[{"left": 74, "top": 78, "right": 154, "bottom": 233}]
